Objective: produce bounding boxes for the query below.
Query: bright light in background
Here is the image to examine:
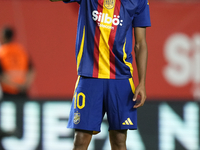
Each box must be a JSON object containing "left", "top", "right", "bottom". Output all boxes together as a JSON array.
[
  {"left": 43, "top": 102, "right": 73, "bottom": 150},
  {"left": 1, "top": 102, "right": 16, "bottom": 131},
  {"left": 1, "top": 102, "right": 40, "bottom": 150},
  {"left": 159, "top": 102, "right": 199, "bottom": 150},
  {"left": 163, "top": 33, "right": 200, "bottom": 100}
]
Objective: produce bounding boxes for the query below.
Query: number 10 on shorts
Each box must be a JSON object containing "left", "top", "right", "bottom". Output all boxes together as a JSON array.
[{"left": 73, "top": 92, "right": 86, "bottom": 109}]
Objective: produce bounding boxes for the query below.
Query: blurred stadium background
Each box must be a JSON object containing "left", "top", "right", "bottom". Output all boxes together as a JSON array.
[{"left": 0, "top": 0, "right": 200, "bottom": 149}]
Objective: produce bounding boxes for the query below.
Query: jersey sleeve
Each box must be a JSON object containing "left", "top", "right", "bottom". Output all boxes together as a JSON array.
[
  {"left": 132, "top": 0, "right": 151, "bottom": 27},
  {"left": 63, "top": 0, "right": 81, "bottom": 4}
]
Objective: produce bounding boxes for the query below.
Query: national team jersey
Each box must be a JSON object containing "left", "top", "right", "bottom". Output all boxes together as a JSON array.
[{"left": 64, "top": 0, "right": 151, "bottom": 79}]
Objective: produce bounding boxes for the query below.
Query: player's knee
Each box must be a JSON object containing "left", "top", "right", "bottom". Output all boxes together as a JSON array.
[
  {"left": 109, "top": 130, "right": 127, "bottom": 148},
  {"left": 110, "top": 138, "right": 126, "bottom": 147},
  {"left": 73, "top": 129, "right": 92, "bottom": 149}
]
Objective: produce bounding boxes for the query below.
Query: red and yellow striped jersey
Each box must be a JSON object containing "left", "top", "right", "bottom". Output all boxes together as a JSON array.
[{"left": 64, "top": 0, "right": 151, "bottom": 79}]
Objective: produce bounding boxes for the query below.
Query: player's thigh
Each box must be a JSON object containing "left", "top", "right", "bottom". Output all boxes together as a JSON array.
[
  {"left": 68, "top": 76, "right": 104, "bottom": 133},
  {"left": 106, "top": 78, "right": 137, "bottom": 130}
]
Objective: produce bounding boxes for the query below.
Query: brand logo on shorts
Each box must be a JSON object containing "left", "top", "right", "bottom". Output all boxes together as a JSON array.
[
  {"left": 74, "top": 112, "right": 80, "bottom": 124},
  {"left": 122, "top": 118, "right": 133, "bottom": 125},
  {"left": 104, "top": 0, "right": 115, "bottom": 9}
]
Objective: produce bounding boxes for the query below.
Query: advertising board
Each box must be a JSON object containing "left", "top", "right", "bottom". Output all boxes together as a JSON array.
[{"left": 0, "top": 100, "right": 199, "bottom": 150}]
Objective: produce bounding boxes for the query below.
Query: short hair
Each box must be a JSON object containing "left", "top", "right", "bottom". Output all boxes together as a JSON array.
[{"left": 2, "top": 26, "right": 14, "bottom": 41}]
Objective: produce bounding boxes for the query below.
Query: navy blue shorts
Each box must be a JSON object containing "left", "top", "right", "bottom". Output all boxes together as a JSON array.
[{"left": 67, "top": 76, "right": 137, "bottom": 133}]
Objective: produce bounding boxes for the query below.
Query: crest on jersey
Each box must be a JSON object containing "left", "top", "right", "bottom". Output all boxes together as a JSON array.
[
  {"left": 73, "top": 112, "right": 80, "bottom": 124},
  {"left": 104, "top": 0, "right": 115, "bottom": 9}
]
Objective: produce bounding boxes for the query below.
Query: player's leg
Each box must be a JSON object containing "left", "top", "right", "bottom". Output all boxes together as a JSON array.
[
  {"left": 105, "top": 78, "right": 137, "bottom": 149},
  {"left": 73, "top": 129, "right": 93, "bottom": 150},
  {"left": 109, "top": 130, "right": 127, "bottom": 150},
  {"left": 67, "top": 76, "right": 105, "bottom": 149}
]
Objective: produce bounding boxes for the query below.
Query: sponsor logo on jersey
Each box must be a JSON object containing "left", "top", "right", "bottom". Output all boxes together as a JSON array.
[
  {"left": 92, "top": 10, "right": 123, "bottom": 29},
  {"left": 104, "top": 0, "right": 115, "bottom": 9},
  {"left": 73, "top": 112, "right": 80, "bottom": 124},
  {"left": 122, "top": 118, "right": 134, "bottom": 125}
]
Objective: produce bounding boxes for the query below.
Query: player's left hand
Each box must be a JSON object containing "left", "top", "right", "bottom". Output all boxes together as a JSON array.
[{"left": 133, "top": 84, "right": 146, "bottom": 108}]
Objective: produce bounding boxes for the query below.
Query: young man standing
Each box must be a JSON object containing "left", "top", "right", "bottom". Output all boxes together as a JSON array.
[{"left": 50, "top": 0, "right": 151, "bottom": 149}]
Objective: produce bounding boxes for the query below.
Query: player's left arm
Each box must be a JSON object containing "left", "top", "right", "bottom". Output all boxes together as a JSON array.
[{"left": 133, "top": 27, "right": 148, "bottom": 108}]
